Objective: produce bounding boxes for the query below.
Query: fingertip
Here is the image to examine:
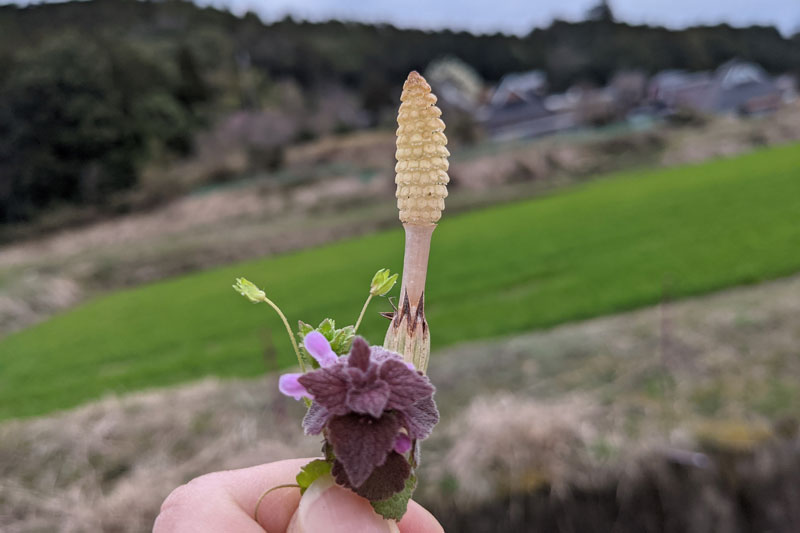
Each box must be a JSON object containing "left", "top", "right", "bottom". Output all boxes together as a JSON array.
[
  {"left": 292, "top": 476, "right": 392, "bottom": 532},
  {"left": 398, "top": 500, "right": 443, "bottom": 533}
]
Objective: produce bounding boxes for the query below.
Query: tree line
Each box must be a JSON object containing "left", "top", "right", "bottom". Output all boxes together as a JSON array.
[{"left": 1, "top": 0, "right": 798, "bottom": 225}]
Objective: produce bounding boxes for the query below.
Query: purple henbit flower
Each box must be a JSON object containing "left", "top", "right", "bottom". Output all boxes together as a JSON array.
[
  {"left": 304, "top": 330, "right": 338, "bottom": 368},
  {"left": 279, "top": 335, "right": 438, "bottom": 497},
  {"left": 278, "top": 373, "right": 309, "bottom": 401},
  {"left": 393, "top": 433, "right": 412, "bottom": 454},
  {"left": 276, "top": 331, "right": 341, "bottom": 401}
]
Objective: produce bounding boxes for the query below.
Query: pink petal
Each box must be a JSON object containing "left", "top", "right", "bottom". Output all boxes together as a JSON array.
[
  {"left": 304, "top": 331, "right": 338, "bottom": 368},
  {"left": 393, "top": 433, "right": 412, "bottom": 454},
  {"left": 279, "top": 373, "right": 312, "bottom": 401}
]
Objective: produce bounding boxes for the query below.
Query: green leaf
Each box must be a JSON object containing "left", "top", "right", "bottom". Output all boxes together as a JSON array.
[
  {"left": 296, "top": 320, "right": 355, "bottom": 366},
  {"left": 299, "top": 349, "right": 316, "bottom": 370},
  {"left": 370, "top": 474, "right": 417, "bottom": 521},
  {"left": 296, "top": 321, "right": 317, "bottom": 368},
  {"left": 297, "top": 321, "right": 315, "bottom": 339},
  {"left": 296, "top": 459, "right": 332, "bottom": 495},
  {"left": 330, "top": 325, "right": 355, "bottom": 355},
  {"left": 318, "top": 318, "right": 336, "bottom": 340}
]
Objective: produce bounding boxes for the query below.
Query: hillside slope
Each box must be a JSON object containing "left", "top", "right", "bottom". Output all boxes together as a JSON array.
[{"left": 1, "top": 143, "right": 799, "bottom": 419}]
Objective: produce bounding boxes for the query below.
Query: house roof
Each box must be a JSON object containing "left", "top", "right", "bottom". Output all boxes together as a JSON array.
[
  {"left": 709, "top": 60, "right": 779, "bottom": 112},
  {"left": 715, "top": 60, "right": 769, "bottom": 90},
  {"left": 649, "top": 60, "right": 781, "bottom": 113},
  {"left": 489, "top": 70, "right": 547, "bottom": 108}
]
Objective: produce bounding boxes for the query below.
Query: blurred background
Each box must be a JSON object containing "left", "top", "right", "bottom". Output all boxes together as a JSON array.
[{"left": 1, "top": 0, "right": 800, "bottom": 531}]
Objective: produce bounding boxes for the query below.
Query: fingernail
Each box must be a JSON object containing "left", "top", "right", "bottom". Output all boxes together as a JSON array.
[{"left": 288, "top": 474, "right": 398, "bottom": 533}]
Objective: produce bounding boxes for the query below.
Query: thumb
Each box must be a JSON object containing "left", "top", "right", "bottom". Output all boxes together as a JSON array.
[{"left": 287, "top": 474, "right": 442, "bottom": 533}]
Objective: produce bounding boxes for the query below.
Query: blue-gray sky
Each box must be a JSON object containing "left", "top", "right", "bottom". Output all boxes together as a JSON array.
[
  {"left": 9, "top": 0, "right": 800, "bottom": 35},
  {"left": 192, "top": 0, "right": 800, "bottom": 36}
]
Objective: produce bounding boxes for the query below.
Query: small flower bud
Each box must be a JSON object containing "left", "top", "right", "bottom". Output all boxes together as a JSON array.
[
  {"left": 232, "top": 277, "right": 266, "bottom": 303},
  {"left": 370, "top": 268, "right": 399, "bottom": 296}
]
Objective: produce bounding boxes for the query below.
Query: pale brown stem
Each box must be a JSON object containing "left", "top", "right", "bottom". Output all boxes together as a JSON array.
[{"left": 399, "top": 223, "right": 435, "bottom": 314}]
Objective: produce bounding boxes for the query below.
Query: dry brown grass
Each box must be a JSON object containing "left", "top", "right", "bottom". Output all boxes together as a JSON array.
[
  {"left": 0, "top": 378, "right": 319, "bottom": 532},
  {"left": 436, "top": 395, "right": 597, "bottom": 502},
  {"left": 661, "top": 101, "right": 800, "bottom": 166}
]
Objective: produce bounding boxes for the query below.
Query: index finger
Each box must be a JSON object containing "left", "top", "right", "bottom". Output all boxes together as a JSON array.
[
  {"left": 154, "top": 458, "right": 443, "bottom": 533},
  {"left": 155, "top": 458, "right": 308, "bottom": 533}
]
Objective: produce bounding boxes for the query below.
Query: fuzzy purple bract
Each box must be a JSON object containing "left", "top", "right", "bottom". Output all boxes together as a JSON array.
[{"left": 279, "top": 333, "right": 438, "bottom": 498}]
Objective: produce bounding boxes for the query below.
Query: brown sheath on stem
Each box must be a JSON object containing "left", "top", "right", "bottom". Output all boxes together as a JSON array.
[{"left": 384, "top": 71, "right": 448, "bottom": 374}]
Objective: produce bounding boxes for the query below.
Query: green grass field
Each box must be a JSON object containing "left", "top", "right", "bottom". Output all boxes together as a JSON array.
[{"left": 2, "top": 143, "right": 800, "bottom": 420}]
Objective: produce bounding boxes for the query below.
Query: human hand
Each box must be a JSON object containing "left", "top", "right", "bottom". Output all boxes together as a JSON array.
[{"left": 153, "top": 458, "right": 443, "bottom": 533}]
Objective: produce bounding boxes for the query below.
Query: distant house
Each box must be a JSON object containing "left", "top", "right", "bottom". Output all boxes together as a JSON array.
[
  {"left": 487, "top": 70, "right": 547, "bottom": 107},
  {"left": 712, "top": 61, "right": 784, "bottom": 114},
  {"left": 648, "top": 70, "right": 712, "bottom": 111},
  {"left": 775, "top": 74, "right": 798, "bottom": 103},
  {"left": 648, "top": 60, "right": 783, "bottom": 115},
  {"left": 479, "top": 70, "right": 576, "bottom": 140}
]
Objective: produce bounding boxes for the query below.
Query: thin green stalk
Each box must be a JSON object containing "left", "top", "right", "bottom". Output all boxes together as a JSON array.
[
  {"left": 354, "top": 293, "right": 374, "bottom": 333},
  {"left": 263, "top": 296, "right": 306, "bottom": 373},
  {"left": 254, "top": 484, "right": 301, "bottom": 522}
]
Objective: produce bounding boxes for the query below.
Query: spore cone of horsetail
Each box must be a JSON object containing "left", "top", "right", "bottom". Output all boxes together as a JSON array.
[
  {"left": 385, "top": 71, "right": 449, "bottom": 374},
  {"left": 395, "top": 71, "right": 449, "bottom": 225}
]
